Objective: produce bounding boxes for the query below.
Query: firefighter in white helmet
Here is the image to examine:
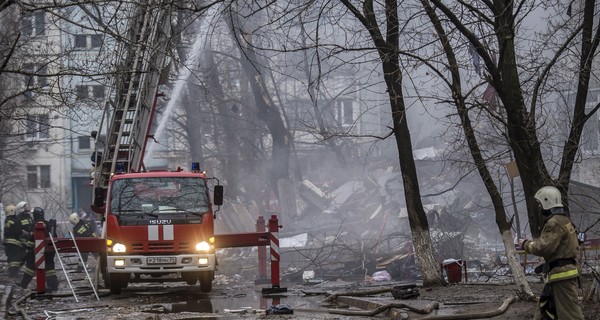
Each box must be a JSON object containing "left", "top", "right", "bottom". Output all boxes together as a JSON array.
[
  {"left": 70, "top": 212, "right": 97, "bottom": 271},
  {"left": 519, "top": 186, "right": 583, "bottom": 320},
  {"left": 15, "top": 202, "right": 33, "bottom": 269}
]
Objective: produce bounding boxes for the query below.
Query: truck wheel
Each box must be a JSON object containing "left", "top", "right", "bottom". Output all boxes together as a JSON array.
[
  {"left": 108, "top": 273, "right": 125, "bottom": 294},
  {"left": 199, "top": 271, "right": 214, "bottom": 292}
]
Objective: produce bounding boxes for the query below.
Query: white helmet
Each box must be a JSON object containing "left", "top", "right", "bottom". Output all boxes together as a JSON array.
[
  {"left": 69, "top": 212, "right": 80, "bottom": 225},
  {"left": 534, "top": 186, "right": 563, "bottom": 210},
  {"left": 4, "top": 205, "right": 16, "bottom": 216},
  {"left": 16, "top": 201, "right": 29, "bottom": 213}
]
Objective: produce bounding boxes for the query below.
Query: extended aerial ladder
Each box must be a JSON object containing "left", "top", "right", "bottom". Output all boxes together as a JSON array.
[
  {"left": 34, "top": 1, "right": 287, "bottom": 296},
  {"left": 91, "top": 1, "right": 172, "bottom": 212},
  {"left": 31, "top": 2, "right": 173, "bottom": 296}
]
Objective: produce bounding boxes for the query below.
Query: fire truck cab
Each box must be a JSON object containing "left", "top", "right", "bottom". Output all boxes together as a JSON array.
[{"left": 101, "top": 167, "right": 223, "bottom": 294}]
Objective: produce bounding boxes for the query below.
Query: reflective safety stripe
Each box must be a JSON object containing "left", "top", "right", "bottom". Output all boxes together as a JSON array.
[
  {"left": 148, "top": 225, "right": 159, "bottom": 241},
  {"left": 4, "top": 238, "right": 22, "bottom": 246},
  {"left": 543, "top": 310, "right": 556, "bottom": 319},
  {"left": 77, "top": 225, "right": 88, "bottom": 234},
  {"left": 163, "top": 225, "right": 174, "bottom": 240},
  {"left": 548, "top": 268, "right": 578, "bottom": 281},
  {"left": 23, "top": 266, "right": 35, "bottom": 276}
]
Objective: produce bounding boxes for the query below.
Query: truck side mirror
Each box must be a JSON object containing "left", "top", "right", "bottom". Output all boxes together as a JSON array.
[{"left": 213, "top": 185, "right": 223, "bottom": 206}]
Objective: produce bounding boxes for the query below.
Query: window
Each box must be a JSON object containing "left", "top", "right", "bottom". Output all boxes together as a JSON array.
[
  {"left": 336, "top": 100, "right": 354, "bottom": 126},
  {"left": 110, "top": 177, "right": 209, "bottom": 215},
  {"left": 74, "top": 34, "right": 87, "bottom": 48},
  {"left": 76, "top": 85, "right": 87, "bottom": 99},
  {"left": 23, "top": 64, "right": 48, "bottom": 97},
  {"left": 27, "top": 165, "right": 51, "bottom": 189},
  {"left": 75, "top": 85, "right": 105, "bottom": 100},
  {"left": 93, "top": 85, "right": 105, "bottom": 98},
  {"left": 74, "top": 34, "right": 102, "bottom": 49},
  {"left": 91, "top": 34, "right": 102, "bottom": 47},
  {"left": 21, "top": 11, "right": 45, "bottom": 37},
  {"left": 25, "top": 114, "right": 50, "bottom": 140},
  {"left": 78, "top": 136, "right": 91, "bottom": 150}
]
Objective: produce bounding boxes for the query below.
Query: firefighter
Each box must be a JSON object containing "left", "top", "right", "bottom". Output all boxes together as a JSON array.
[
  {"left": 519, "top": 186, "right": 583, "bottom": 320},
  {"left": 15, "top": 202, "right": 33, "bottom": 289},
  {"left": 19, "top": 207, "right": 59, "bottom": 292},
  {"left": 70, "top": 212, "right": 97, "bottom": 270},
  {"left": 3, "top": 204, "right": 24, "bottom": 277},
  {"left": 15, "top": 202, "right": 33, "bottom": 266}
]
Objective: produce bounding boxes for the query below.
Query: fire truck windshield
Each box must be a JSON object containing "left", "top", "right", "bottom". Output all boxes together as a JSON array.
[{"left": 109, "top": 177, "right": 210, "bottom": 216}]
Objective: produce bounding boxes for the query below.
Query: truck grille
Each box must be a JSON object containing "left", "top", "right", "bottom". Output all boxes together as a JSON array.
[{"left": 131, "top": 242, "right": 190, "bottom": 252}]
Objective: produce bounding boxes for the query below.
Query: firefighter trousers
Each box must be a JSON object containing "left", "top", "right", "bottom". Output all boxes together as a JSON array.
[
  {"left": 19, "top": 250, "right": 59, "bottom": 291},
  {"left": 4, "top": 243, "right": 25, "bottom": 277},
  {"left": 533, "top": 277, "right": 583, "bottom": 320}
]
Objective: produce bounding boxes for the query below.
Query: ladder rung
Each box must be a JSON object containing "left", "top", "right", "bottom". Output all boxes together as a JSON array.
[
  {"left": 50, "top": 232, "right": 99, "bottom": 301},
  {"left": 57, "top": 252, "right": 78, "bottom": 256},
  {"left": 61, "top": 257, "right": 79, "bottom": 261}
]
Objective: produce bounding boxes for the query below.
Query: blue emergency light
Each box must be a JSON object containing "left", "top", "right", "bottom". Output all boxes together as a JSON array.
[
  {"left": 116, "top": 162, "right": 125, "bottom": 174},
  {"left": 191, "top": 162, "right": 200, "bottom": 172}
]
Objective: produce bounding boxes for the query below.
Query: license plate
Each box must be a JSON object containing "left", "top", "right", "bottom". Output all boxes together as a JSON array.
[{"left": 147, "top": 257, "right": 177, "bottom": 265}]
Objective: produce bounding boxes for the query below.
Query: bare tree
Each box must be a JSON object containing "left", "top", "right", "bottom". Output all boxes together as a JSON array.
[
  {"left": 405, "top": 0, "right": 600, "bottom": 296},
  {"left": 416, "top": 0, "right": 533, "bottom": 297},
  {"left": 425, "top": 0, "right": 600, "bottom": 238},
  {"left": 227, "top": 3, "right": 293, "bottom": 190},
  {"left": 327, "top": 0, "right": 445, "bottom": 286}
]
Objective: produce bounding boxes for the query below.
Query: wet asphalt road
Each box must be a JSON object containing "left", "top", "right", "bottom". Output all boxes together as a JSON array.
[{"left": 6, "top": 276, "right": 382, "bottom": 319}]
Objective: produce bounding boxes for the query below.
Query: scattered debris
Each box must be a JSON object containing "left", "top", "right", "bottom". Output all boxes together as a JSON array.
[
  {"left": 266, "top": 304, "right": 294, "bottom": 315},
  {"left": 322, "top": 286, "right": 393, "bottom": 302},
  {"left": 391, "top": 284, "right": 420, "bottom": 299},
  {"left": 10, "top": 290, "right": 34, "bottom": 319},
  {"left": 370, "top": 270, "right": 392, "bottom": 282},
  {"left": 302, "top": 270, "right": 315, "bottom": 281},
  {"left": 44, "top": 307, "right": 98, "bottom": 317}
]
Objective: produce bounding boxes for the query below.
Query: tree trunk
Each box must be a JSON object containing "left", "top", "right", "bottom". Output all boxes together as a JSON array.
[
  {"left": 337, "top": 0, "right": 444, "bottom": 286},
  {"left": 420, "top": 0, "right": 533, "bottom": 296}
]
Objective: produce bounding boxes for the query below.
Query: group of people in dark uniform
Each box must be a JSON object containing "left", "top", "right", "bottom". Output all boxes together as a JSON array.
[
  {"left": 3, "top": 202, "right": 96, "bottom": 293},
  {"left": 3, "top": 201, "right": 59, "bottom": 292}
]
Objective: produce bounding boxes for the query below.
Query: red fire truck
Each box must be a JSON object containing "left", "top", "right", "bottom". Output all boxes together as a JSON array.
[
  {"left": 89, "top": 6, "right": 224, "bottom": 294},
  {"left": 99, "top": 167, "right": 223, "bottom": 294}
]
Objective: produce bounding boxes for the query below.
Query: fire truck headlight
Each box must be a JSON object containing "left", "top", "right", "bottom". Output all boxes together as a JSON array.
[
  {"left": 195, "top": 241, "right": 210, "bottom": 252},
  {"left": 198, "top": 258, "right": 209, "bottom": 265},
  {"left": 114, "top": 259, "right": 125, "bottom": 267},
  {"left": 113, "top": 243, "right": 127, "bottom": 253}
]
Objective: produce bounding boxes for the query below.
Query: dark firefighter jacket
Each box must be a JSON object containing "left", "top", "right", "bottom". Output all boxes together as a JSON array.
[
  {"left": 3, "top": 215, "right": 23, "bottom": 247},
  {"left": 523, "top": 214, "right": 579, "bottom": 283},
  {"left": 73, "top": 220, "right": 97, "bottom": 238},
  {"left": 17, "top": 211, "right": 34, "bottom": 249}
]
